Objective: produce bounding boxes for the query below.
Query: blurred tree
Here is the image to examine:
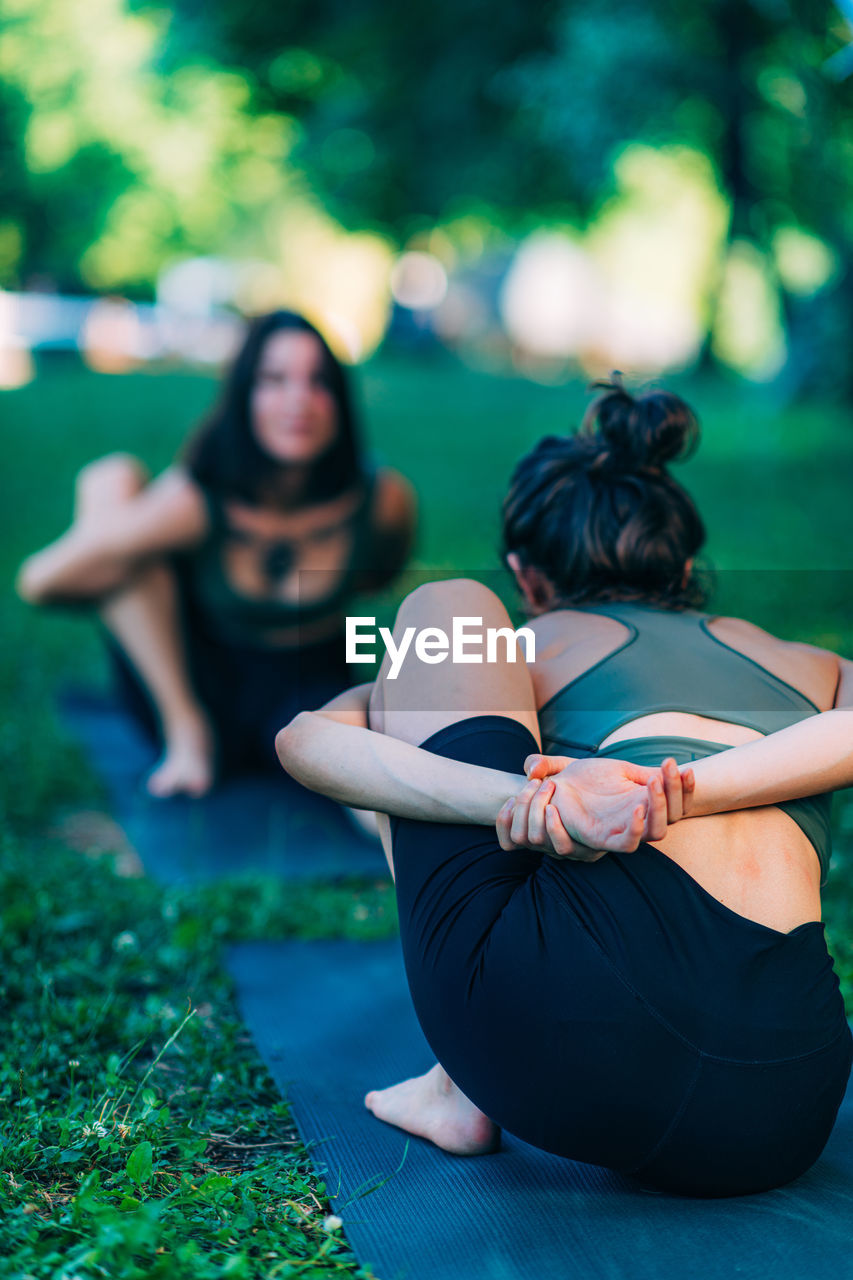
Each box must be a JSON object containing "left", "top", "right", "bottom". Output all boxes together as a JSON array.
[
  {"left": 3, "top": 0, "right": 853, "bottom": 389},
  {"left": 0, "top": 0, "right": 298, "bottom": 294},
  {"left": 165, "top": 0, "right": 571, "bottom": 232},
  {"left": 500, "top": 0, "right": 853, "bottom": 391},
  {"left": 168, "top": 0, "right": 853, "bottom": 390}
]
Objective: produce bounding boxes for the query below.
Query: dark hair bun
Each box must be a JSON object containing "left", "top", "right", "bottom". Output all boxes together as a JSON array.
[{"left": 581, "top": 372, "right": 699, "bottom": 471}]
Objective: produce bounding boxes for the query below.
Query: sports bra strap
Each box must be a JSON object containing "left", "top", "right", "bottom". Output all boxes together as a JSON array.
[{"left": 538, "top": 600, "right": 819, "bottom": 754}]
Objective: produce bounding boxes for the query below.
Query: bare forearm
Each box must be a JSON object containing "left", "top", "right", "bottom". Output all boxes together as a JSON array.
[
  {"left": 688, "top": 708, "right": 853, "bottom": 817},
  {"left": 17, "top": 469, "right": 207, "bottom": 605},
  {"left": 17, "top": 529, "right": 130, "bottom": 603},
  {"left": 276, "top": 712, "right": 523, "bottom": 824}
]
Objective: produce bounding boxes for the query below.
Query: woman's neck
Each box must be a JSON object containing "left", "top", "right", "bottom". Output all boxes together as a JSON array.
[{"left": 260, "top": 465, "right": 312, "bottom": 510}]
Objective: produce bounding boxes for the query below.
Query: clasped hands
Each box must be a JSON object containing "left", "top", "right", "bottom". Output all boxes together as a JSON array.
[{"left": 496, "top": 754, "right": 696, "bottom": 860}]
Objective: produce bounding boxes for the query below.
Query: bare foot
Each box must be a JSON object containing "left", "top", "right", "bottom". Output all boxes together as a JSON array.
[
  {"left": 50, "top": 809, "right": 144, "bottom": 878},
  {"left": 145, "top": 715, "right": 216, "bottom": 799},
  {"left": 364, "top": 1063, "right": 500, "bottom": 1155}
]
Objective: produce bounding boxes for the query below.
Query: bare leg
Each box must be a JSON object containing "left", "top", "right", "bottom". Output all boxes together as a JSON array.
[
  {"left": 366, "top": 577, "right": 540, "bottom": 881},
  {"left": 364, "top": 578, "right": 540, "bottom": 1155},
  {"left": 75, "top": 455, "right": 215, "bottom": 798},
  {"left": 345, "top": 806, "right": 380, "bottom": 840}
]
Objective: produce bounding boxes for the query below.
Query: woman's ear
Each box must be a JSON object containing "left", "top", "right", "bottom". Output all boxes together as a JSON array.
[
  {"left": 506, "top": 551, "right": 529, "bottom": 601},
  {"left": 506, "top": 552, "right": 555, "bottom": 614},
  {"left": 681, "top": 557, "right": 694, "bottom": 589}
]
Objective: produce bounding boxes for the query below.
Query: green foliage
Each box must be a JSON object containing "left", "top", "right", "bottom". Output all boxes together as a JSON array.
[
  {"left": 173, "top": 0, "right": 568, "bottom": 230},
  {"left": 0, "top": 0, "right": 298, "bottom": 293},
  {"left": 177, "top": 0, "right": 853, "bottom": 251},
  {"left": 6, "top": 2, "right": 853, "bottom": 384}
]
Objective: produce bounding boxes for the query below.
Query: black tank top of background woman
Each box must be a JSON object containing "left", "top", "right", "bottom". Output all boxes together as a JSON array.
[
  {"left": 537, "top": 600, "right": 834, "bottom": 884},
  {"left": 182, "top": 466, "right": 384, "bottom": 649}
]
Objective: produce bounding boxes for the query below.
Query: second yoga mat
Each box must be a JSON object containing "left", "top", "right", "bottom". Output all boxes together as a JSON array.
[
  {"left": 59, "top": 691, "right": 386, "bottom": 883},
  {"left": 228, "top": 936, "right": 853, "bottom": 1280}
]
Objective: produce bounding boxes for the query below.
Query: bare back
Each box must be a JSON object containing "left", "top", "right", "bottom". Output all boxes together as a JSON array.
[{"left": 528, "top": 609, "right": 843, "bottom": 934}]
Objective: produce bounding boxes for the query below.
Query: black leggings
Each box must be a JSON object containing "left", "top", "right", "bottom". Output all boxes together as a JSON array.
[{"left": 390, "top": 715, "right": 853, "bottom": 1198}]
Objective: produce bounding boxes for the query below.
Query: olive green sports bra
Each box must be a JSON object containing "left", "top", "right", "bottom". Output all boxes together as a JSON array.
[
  {"left": 537, "top": 600, "right": 834, "bottom": 884},
  {"left": 183, "top": 468, "right": 380, "bottom": 648}
]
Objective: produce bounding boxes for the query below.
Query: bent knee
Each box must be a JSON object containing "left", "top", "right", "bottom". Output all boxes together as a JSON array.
[
  {"left": 75, "top": 453, "right": 149, "bottom": 511},
  {"left": 397, "top": 578, "right": 506, "bottom": 626}
]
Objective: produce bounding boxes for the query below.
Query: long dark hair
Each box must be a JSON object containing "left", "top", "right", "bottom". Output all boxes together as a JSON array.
[
  {"left": 501, "top": 374, "right": 708, "bottom": 610},
  {"left": 184, "top": 310, "right": 364, "bottom": 505}
]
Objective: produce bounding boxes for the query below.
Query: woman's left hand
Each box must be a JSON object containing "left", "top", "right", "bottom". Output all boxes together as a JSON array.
[{"left": 495, "top": 756, "right": 694, "bottom": 860}]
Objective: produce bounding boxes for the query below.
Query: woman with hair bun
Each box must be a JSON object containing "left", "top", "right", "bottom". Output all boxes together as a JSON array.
[
  {"left": 17, "top": 310, "right": 416, "bottom": 795},
  {"left": 277, "top": 374, "right": 853, "bottom": 1198},
  {"left": 504, "top": 372, "right": 705, "bottom": 610}
]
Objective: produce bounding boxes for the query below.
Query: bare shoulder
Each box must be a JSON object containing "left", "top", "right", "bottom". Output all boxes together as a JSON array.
[
  {"left": 371, "top": 467, "right": 417, "bottom": 529},
  {"left": 836, "top": 653, "right": 853, "bottom": 707},
  {"left": 527, "top": 606, "right": 627, "bottom": 652},
  {"left": 526, "top": 608, "right": 630, "bottom": 706},
  {"left": 706, "top": 614, "right": 841, "bottom": 711}
]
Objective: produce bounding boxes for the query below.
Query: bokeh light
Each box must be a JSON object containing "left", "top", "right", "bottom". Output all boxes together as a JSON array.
[
  {"left": 712, "top": 240, "right": 787, "bottom": 380},
  {"left": 390, "top": 252, "right": 449, "bottom": 311}
]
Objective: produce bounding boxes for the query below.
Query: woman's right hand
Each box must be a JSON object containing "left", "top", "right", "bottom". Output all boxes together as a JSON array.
[{"left": 526, "top": 753, "right": 695, "bottom": 821}]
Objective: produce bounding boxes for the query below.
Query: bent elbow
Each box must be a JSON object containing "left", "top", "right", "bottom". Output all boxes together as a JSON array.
[
  {"left": 275, "top": 711, "right": 314, "bottom": 775},
  {"left": 16, "top": 560, "right": 50, "bottom": 606}
]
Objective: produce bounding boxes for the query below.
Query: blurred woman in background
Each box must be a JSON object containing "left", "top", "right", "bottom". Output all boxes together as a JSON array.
[{"left": 17, "top": 309, "right": 416, "bottom": 797}]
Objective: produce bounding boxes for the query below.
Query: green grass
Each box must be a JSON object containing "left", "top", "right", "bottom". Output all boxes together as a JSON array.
[
  {"left": 1, "top": 351, "right": 853, "bottom": 1276},
  {"left": 0, "top": 832, "right": 394, "bottom": 1279}
]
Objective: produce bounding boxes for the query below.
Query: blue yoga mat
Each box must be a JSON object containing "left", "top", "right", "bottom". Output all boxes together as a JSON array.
[
  {"left": 228, "top": 937, "right": 853, "bottom": 1280},
  {"left": 59, "top": 691, "right": 386, "bottom": 884}
]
